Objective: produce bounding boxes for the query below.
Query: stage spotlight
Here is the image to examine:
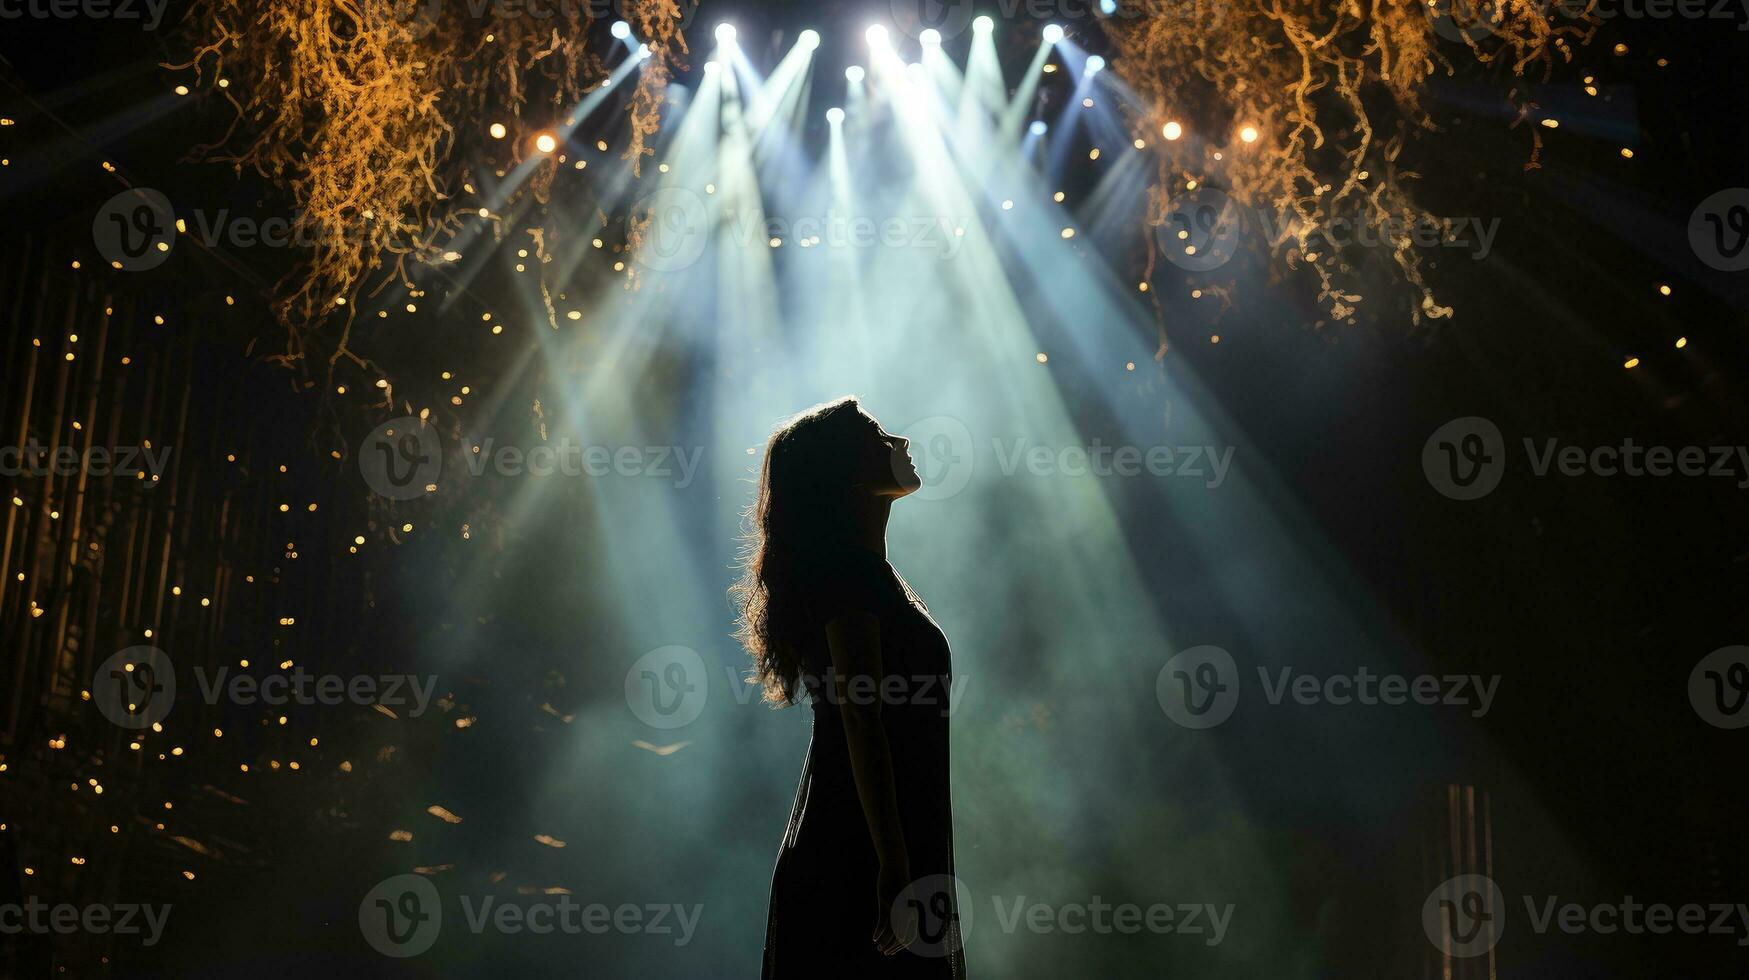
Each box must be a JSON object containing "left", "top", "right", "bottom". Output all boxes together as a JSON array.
[
  {"left": 1163, "top": 120, "right": 1183, "bottom": 140},
  {"left": 846, "top": 65, "right": 865, "bottom": 83},
  {"left": 489, "top": 122, "right": 507, "bottom": 139},
  {"left": 715, "top": 23, "right": 737, "bottom": 45},
  {"left": 1239, "top": 125, "right": 1260, "bottom": 143},
  {"left": 867, "top": 24, "right": 889, "bottom": 47},
  {"left": 703, "top": 61, "right": 721, "bottom": 75},
  {"left": 1099, "top": 0, "right": 1117, "bottom": 12},
  {"left": 637, "top": 43, "right": 651, "bottom": 60},
  {"left": 533, "top": 132, "right": 557, "bottom": 154},
  {"left": 1029, "top": 120, "right": 1047, "bottom": 136},
  {"left": 1086, "top": 55, "right": 1105, "bottom": 74},
  {"left": 920, "top": 28, "right": 941, "bottom": 45},
  {"left": 973, "top": 15, "right": 993, "bottom": 33},
  {"left": 799, "top": 29, "right": 821, "bottom": 49},
  {"left": 610, "top": 20, "right": 631, "bottom": 39},
  {"left": 1043, "top": 23, "right": 1064, "bottom": 43},
  {"left": 826, "top": 107, "right": 845, "bottom": 124}
]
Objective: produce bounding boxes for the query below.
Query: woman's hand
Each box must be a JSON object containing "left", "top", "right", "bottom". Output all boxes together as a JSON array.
[{"left": 873, "top": 856, "right": 917, "bottom": 955}]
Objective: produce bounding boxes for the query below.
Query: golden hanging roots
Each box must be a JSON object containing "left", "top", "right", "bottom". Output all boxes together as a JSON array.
[
  {"left": 171, "top": 0, "right": 687, "bottom": 368},
  {"left": 1105, "top": 0, "right": 1595, "bottom": 325}
]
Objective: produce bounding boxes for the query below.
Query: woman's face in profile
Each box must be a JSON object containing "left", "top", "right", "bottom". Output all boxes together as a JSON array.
[{"left": 854, "top": 410, "right": 919, "bottom": 498}]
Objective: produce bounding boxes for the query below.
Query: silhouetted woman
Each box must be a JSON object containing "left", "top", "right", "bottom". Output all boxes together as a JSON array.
[{"left": 733, "top": 397, "right": 966, "bottom": 979}]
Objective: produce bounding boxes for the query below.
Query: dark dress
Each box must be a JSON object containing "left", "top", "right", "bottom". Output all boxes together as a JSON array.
[{"left": 762, "top": 547, "right": 966, "bottom": 979}]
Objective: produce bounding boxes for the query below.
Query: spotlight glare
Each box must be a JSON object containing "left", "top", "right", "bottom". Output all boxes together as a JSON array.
[
  {"left": 488, "top": 122, "right": 507, "bottom": 140},
  {"left": 1043, "top": 23, "right": 1064, "bottom": 43},
  {"left": 1086, "top": 55, "right": 1105, "bottom": 74},
  {"left": 534, "top": 132, "right": 557, "bottom": 154},
  {"left": 1100, "top": 0, "right": 1117, "bottom": 12},
  {"left": 1239, "top": 125, "right": 1260, "bottom": 143},
  {"left": 637, "top": 43, "right": 651, "bottom": 60},
  {"left": 610, "top": 20, "right": 631, "bottom": 39},
  {"left": 826, "top": 107, "right": 845, "bottom": 124},
  {"left": 846, "top": 65, "right": 865, "bottom": 83},
  {"left": 973, "top": 14, "right": 994, "bottom": 32},
  {"left": 799, "top": 29, "right": 820, "bottom": 49},
  {"left": 715, "top": 22, "right": 736, "bottom": 44},
  {"left": 1163, "top": 120, "right": 1183, "bottom": 140},
  {"left": 866, "top": 23, "right": 889, "bottom": 47},
  {"left": 920, "top": 28, "right": 941, "bottom": 45},
  {"left": 703, "top": 60, "right": 720, "bottom": 74},
  {"left": 1029, "top": 120, "right": 1047, "bottom": 136}
]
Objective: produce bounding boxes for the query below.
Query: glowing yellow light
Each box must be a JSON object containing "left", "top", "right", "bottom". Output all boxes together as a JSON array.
[
  {"left": 1656, "top": 283, "right": 1671, "bottom": 296},
  {"left": 1623, "top": 357, "right": 1640, "bottom": 369},
  {"left": 534, "top": 132, "right": 557, "bottom": 154},
  {"left": 1035, "top": 352, "right": 1049, "bottom": 363},
  {"left": 489, "top": 122, "right": 508, "bottom": 139},
  {"left": 1620, "top": 147, "right": 1634, "bottom": 159},
  {"left": 1060, "top": 227, "right": 1075, "bottom": 239},
  {"left": 1675, "top": 337, "right": 1688, "bottom": 349},
  {"left": 1239, "top": 126, "right": 1259, "bottom": 144}
]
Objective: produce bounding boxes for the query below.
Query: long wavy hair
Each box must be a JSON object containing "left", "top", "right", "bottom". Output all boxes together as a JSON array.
[{"left": 731, "top": 397, "right": 872, "bottom": 705}]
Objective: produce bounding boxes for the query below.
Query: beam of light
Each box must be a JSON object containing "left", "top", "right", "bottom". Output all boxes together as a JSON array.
[
  {"left": 997, "top": 41, "right": 1056, "bottom": 145},
  {"left": 744, "top": 32, "right": 820, "bottom": 162}
]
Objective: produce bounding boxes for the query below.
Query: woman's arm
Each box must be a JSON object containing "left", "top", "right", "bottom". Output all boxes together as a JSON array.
[{"left": 825, "top": 610, "right": 917, "bottom": 955}]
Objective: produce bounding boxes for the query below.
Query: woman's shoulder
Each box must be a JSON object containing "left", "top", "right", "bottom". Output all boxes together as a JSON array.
[{"left": 797, "top": 546, "right": 897, "bottom": 614}]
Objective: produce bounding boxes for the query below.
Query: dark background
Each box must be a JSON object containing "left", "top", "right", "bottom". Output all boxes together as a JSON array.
[{"left": 4, "top": 2, "right": 1749, "bottom": 976}]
